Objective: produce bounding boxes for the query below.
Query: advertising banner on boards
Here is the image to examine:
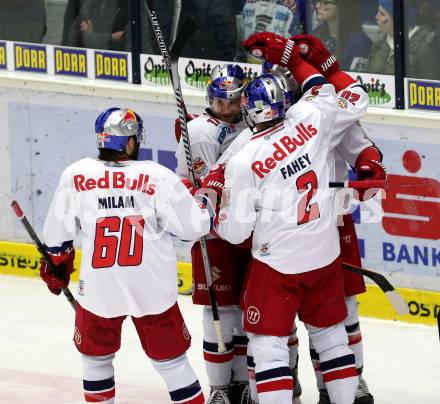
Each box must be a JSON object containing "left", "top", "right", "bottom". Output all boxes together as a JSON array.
[{"left": 2, "top": 87, "right": 439, "bottom": 292}]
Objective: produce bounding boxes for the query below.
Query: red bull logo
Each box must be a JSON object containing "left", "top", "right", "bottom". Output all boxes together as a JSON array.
[
  {"left": 123, "top": 109, "right": 137, "bottom": 123},
  {"left": 219, "top": 79, "right": 235, "bottom": 90}
]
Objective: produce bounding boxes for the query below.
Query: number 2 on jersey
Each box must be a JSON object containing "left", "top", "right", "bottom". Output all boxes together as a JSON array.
[
  {"left": 92, "top": 215, "right": 145, "bottom": 268},
  {"left": 296, "top": 170, "right": 320, "bottom": 225}
]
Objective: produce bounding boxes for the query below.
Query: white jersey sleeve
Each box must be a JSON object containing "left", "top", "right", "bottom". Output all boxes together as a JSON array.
[
  {"left": 43, "top": 166, "right": 80, "bottom": 249},
  {"left": 217, "top": 151, "right": 259, "bottom": 244},
  {"left": 155, "top": 166, "right": 212, "bottom": 241},
  {"left": 329, "top": 83, "right": 369, "bottom": 150},
  {"left": 336, "top": 122, "right": 374, "bottom": 168}
]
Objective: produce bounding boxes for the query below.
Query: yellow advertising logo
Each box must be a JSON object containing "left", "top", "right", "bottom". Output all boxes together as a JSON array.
[
  {"left": 0, "top": 241, "right": 193, "bottom": 295},
  {"left": 0, "top": 44, "right": 6, "bottom": 69},
  {"left": 95, "top": 51, "right": 128, "bottom": 81},
  {"left": 408, "top": 81, "right": 440, "bottom": 111},
  {"left": 55, "top": 48, "right": 87, "bottom": 77},
  {"left": 14, "top": 44, "right": 46, "bottom": 73},
  {"left": 358, "top": 284, "right": 440, "bottom": 326}
]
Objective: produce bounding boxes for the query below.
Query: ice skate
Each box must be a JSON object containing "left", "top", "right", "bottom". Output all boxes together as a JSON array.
[
  {"left": 317, "top": 389, "right": 330, "bottom": 404},
  {"left": 291, "top": 366, "right": 303, "bottom": 404},
  {"left": 354, "top": 374, "right": 374, "bottom": 404},
  {"left": 229, "top": 382, "right": 252, "bottom": 404},
  {"left": 207, "top": 387, "right": 231, "bottom": 404}
]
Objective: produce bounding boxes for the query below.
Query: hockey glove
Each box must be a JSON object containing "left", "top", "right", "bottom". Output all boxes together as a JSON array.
[
  {"left": 200, "top": 164, "right": 226, "bottom": 218},
  {"left": 181, "top": 178, "right": 202, "bottom": 196},
  {"left": 39, "top": 248, "right": 75, "bottom": 295},
  {"left": 202, "top": 164, "right": 225, "bottom": 200},
  {"left": 175, "top": 114, "right": 198, "bottom": 143},
  {"left": 289, "top": 34, "right": 339, "bottom": 76},
  {"left": 243, "top": 32, "right": 297, "bottom": 65},
  {"left": 289, "top": 34, "right": 356, "bottom": 92},
  {"left": 243, "top": 32, "right": 321, "bottom": 86},
  {"left": 355, "top": 146, "right": 386, "bottom": 201}
]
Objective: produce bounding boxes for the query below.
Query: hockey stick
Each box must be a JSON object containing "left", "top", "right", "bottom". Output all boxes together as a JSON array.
[
  {"left": 11, "top": 200, "right": 76, "bottom": 310},
  {"left": 342, "top": 262, "right": 409, "bottom": 315},
  {"left": 437, "top": 310, "right": 440, "bottom": 342},
  {"left": 145, "top": 2, "right": 226, "bottom": 352},
  {"left": 329, "top": 180, "right": 386, "bottom": 189}
]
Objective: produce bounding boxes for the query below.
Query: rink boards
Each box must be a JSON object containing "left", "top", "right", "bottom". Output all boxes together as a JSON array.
[{"left": 1, "top": 240, "right": 438, "bottom": 326}]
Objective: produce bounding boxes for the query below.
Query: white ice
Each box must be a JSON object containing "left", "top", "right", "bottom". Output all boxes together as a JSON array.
[{"left": 0, "top": 276, "right": 438, "bottom": 403}]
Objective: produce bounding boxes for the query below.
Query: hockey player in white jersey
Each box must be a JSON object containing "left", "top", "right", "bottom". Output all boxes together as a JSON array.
[
  {"left": 39, "top": 108, "right": 213, "bottom": 404},
  {"left": 220, "top": 43, "right": 384, "bottom": 403},
  {"left": 289, "top": 33, "right": 386, "bottom": 404},
  {"left": 201, "top": 32, "right": 370, "bottom": 404},
  {"left": 216, "top": 63, "right": 303, "bottom": 404},
  {"left": 175, "top": 64, "right": 253, "bottom": 404}
]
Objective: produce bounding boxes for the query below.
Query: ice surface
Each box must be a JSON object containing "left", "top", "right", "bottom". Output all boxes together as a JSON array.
[{"left": 0, "top": 276, "right": 438, "bottom": 403}]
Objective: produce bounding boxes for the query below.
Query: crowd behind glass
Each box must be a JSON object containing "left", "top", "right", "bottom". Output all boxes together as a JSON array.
[{"left": 0, "top": 0, "right": 439, "bottom": 80}]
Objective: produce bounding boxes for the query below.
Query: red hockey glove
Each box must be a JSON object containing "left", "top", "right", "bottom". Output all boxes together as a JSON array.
[
  {"left": 175, "top": 114, "right": 198, "bottom": 143},
  {"left": 181, "top": 178, "right": 200, "bottom": 196},
  {"left": 243, "top": 32, "right": 297, "bottom": 66},
  {"left": 201, "top": 164, "right": 225, "bottom": 203},
  {"left": 39, "top": 248, "right": 75, "bottom": 295},
  {"left": 354, "top": 146, "right": 386, "bottom": 200},
  {"left": 290, "top": 34, "right": 339, "bottom": 76},
  {"left": 243, "top": 32, "right": 320, "bottom": 86},
  {"left": 290, "top": 34, "right": 355, "bottom": 91}
]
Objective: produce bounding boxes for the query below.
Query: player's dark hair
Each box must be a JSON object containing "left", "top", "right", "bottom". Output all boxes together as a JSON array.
[{"left": 98, "top": 136, "right": 137, "bottom": 161}]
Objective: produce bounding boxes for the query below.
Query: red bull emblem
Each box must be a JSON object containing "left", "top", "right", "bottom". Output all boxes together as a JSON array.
[
  {"left": 219, "top": 79, "right": 234, "bottom": 90},
  {"left": 123, "top": 109, "right": 137, "bottom": 123}
]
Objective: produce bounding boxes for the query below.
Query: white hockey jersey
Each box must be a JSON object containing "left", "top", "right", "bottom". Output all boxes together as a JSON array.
[
  {"left": 43, "top": 158, "right": 211, "bottom": 318},
  {"left": 333, "top": 122, "right": 375, "bottom": 182},
  {"left": 175, "top": 111, "right": 248, "bottom": 180},
  {"left": 217, "top": 81, "right": 368, "bottom": 274}
]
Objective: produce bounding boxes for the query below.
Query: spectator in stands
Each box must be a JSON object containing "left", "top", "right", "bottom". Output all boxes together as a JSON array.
[
  {"left": 312, "top": 0, "right": 371, "bottom": 72},
  {"left": 0, "top": 0, "right": 46, "bottom": 43},
  {"left": 133, "top": 0, "right": 175, "bottom": 55},
  {"left": 177, "top": 0, "right": 237, "bottom": 61},
  {"left": 62, "top": 0, "right": 129, "bottom": 51},
  {"left": 235, "top": 0, "right": 306, "bottom": 63},
  {"left": 416, "top": 0, "right": 440, "bottom": 80},
  {"left": 366, "top": 0, "right": 436, "bottom": 78}
]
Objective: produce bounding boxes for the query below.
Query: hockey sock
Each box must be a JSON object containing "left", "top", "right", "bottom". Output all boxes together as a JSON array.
[
  {"left": 247, "top": 350, "right": 259, "bottom": 403},
  {"left": 232, "top": 334, "right": 249, "bottom": 382},
  {"left": 82, "top": 354, "right": 115, "bottom": 403},
  {"left": 288, "top": 324, "right": 299, "bottom": 371},
  {"left": 203, "top": 306, "right": 237, "bottom": 387},
  {"left": 309, "top": 340, "right": 325, "bottom": 391},
  {"left": 152, "top": 353, "right": 204, "bottom": 404},
  {"left": 249, "top": 333, "right": 293, "bottom": 404},
  {"left": 306, "top": 323, "right": 358, "bottom": 404},
  {"left": 345, "top": 296, "right": 364, "bottom": 370}
]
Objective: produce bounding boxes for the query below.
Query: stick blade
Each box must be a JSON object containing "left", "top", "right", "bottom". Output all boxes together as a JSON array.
[
  {"left": 170, "top": 16, "right": 198, "bottom": 61},
  {"left": 385, "top": 291, "right": 410, "bottom": 315}
]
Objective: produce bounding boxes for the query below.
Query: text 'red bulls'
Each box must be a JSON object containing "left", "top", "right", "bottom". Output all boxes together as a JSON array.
[
  {"left": 252, "top": 122, "right": 318, "bottom": 179},
  {"left": 73, "top": 171, "right": 156, "bottom": 195}
]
